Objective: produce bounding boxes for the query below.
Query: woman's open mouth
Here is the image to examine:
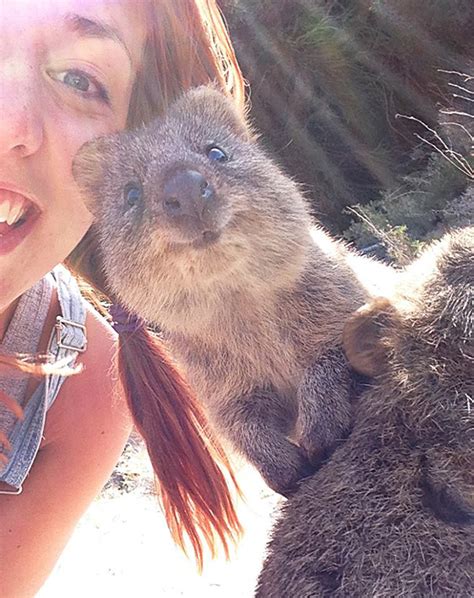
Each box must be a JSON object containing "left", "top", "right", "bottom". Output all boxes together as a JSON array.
[{"left": 0, "top": 189, "right": 41, "bottom": 255}]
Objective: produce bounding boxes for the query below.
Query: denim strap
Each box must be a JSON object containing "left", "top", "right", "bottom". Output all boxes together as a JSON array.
[{"left": 0, "top": 266, "right": 87, "bottom": 493}]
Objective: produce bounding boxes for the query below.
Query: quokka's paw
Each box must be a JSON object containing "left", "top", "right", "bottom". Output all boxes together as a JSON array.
[
  {"left": 298, "top": 419, "right": 353, "bottom": 469},
  {"left": 260, "top": 443, "right": 316, "bottom": 498}
]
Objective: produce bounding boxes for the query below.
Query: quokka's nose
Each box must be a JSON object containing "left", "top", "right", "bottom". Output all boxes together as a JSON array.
[{"left": 162, "top": 170, "right": 215, "bottom": 219}]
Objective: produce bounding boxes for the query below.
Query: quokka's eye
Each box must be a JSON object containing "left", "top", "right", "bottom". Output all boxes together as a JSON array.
[
  {"left": 124, "top": 182, "right": 143, "bottom": 209},
  {"left": 206, "top": 145, "right": 228, "bottom": 163}
]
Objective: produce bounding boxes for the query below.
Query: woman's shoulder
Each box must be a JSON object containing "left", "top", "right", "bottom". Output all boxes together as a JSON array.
[
  {"left": 1, "top": 301, "right": 132, "bottom": 598},
  {"left": 41, "top": 299, "right": 132, "bottom": 449}
]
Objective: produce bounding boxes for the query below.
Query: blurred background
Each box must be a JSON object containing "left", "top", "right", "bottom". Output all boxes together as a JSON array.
[{"left": 220, "top": 0, "right": 473, "bottom": 263}]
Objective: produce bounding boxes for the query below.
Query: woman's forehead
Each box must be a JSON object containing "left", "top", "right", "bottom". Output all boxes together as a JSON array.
[
  {"left": 5, "top": 0, "right": 140, "bottom": 20},
  {"left": 3, "top": 0, "right": 146, "bottom": 61}
]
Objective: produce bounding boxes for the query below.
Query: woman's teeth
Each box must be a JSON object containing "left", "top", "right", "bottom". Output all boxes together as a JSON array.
[{"left": 0, "top": 198, "right": 27, "bottom": 226}]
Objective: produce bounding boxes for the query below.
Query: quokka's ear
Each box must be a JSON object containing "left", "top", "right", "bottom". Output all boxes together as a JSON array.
[
  {"left": 343, "top": 297, "right": 398, "bottom": 377},
  {"left": 72, "top": 133, "right": 125, "bottom": 215},
  {"left": 174, "top": 84, "right": 257, "bottom": 142}
]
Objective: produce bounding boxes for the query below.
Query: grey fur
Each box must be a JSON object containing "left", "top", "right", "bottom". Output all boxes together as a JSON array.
[
  {"left": 256, "top": 227, "right": 474, "bottom": 597},
  {"left": 73, "top": 86, "right": 394, "bottom": 495}
]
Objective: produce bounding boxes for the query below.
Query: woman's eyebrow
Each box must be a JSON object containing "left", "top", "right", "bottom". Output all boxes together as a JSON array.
[{"left": 64, "top": 13, "right": 133, "bottom": 65}]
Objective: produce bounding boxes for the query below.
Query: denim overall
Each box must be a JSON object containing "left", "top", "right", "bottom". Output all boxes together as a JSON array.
[{"left": 0, "top": 266, "right": 87, "bottom": 494}]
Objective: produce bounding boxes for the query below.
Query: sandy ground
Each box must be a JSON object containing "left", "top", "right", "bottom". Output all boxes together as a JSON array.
[{"left": 37, "top": 433, "right": 282, "bottom": 598}]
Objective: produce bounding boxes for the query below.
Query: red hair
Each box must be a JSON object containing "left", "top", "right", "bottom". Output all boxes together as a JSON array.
[
  {"left": 0, "top": 354, "right": 79, "bottom": 464},
  {"left": 0, "top": 361, "right": 24, "bottom": 463},
  {"left": 118, "top": 328, "right": 241, "bottom": 568}
]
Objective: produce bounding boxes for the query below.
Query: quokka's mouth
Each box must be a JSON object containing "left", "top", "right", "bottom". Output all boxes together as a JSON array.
[
  {"left": 166, "top": 227, "right": 223, "bottom": 250},
  {"left": 190, "top": 230, "right": 221, "bottom": 249}
]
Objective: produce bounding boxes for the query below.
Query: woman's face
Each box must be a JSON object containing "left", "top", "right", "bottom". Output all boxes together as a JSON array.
[{"left": 0, "top": 0, "right": 146, "bottom": 306}]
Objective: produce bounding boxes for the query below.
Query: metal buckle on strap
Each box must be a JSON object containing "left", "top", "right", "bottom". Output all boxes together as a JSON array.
[
  {"left": 55, "top": 316, "right": 87, "bottom": 353},
  {"left": 0, "top": 484, "right": 23, "bottom": 495}
]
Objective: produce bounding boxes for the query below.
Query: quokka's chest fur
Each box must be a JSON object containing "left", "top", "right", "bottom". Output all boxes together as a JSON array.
[
  {"left": 165, "top": 255, "right": 368, "bottom": 409},
  {"left": 167, "top": 303, "right": 303, "bottom": 408}
]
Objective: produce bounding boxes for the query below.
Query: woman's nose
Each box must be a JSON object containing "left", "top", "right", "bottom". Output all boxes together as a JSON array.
[{"left": 0, "top": 60, "right": 44, "bottom": 158}]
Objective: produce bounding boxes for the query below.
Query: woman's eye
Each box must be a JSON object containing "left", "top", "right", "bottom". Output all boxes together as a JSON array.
[
  {"left": 124, "top": 182, "right": 143, "bottom": 209},
  {"left": 63, "top": 71, "right": 91, "bottom": 92},
  {"left": 206, "top": 146, "right": 228, "bottom": 163},
  {"left": 48, "top": 69, "right": 110, "bottom": 104}
]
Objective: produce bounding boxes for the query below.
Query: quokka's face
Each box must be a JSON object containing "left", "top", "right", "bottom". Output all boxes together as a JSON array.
[{"left": 73, "top": 86, "right": 311, "bottom": 288}]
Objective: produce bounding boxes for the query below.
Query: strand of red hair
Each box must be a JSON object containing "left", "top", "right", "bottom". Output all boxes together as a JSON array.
[
  {"left": 0, "top": 364, "right": 24, "bottom": 462},
  {"left": 0, "top": 354, "right": 81, "bottom": 464},
  {"left": 116, "top": 326, "right": 242, "bottom": 569}
]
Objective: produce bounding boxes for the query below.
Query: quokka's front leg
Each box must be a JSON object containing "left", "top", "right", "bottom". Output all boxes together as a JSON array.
[
  {"left": 296, "top": 347, "right": 353, "bottom": 465},
  {"left": 211, "top": 387, "right": 314, "bottom": 496}
]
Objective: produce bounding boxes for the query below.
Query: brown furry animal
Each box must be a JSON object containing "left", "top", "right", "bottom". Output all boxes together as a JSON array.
[
  {"left": 73, "top": 86, "right": 394, "bottom": 495},
  {"left": 256, "top": 227, "right": 474, "bottom": 597}
]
